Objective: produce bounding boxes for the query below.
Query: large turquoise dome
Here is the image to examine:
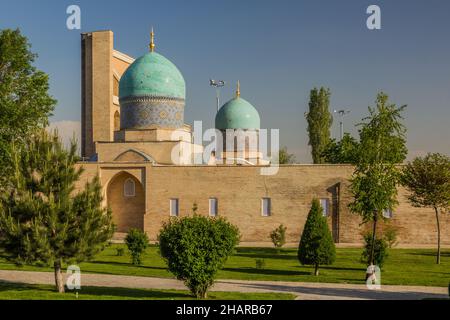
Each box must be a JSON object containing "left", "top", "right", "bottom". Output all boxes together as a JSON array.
[
  {"left": 215, "top": 96, "right": 260, "bottom": 130},
  {"left": 118, "top": 44, "right": 186, "bottom": 130},
  {"left": 119, "top": 52, "right": 185, "bottom": 100}
]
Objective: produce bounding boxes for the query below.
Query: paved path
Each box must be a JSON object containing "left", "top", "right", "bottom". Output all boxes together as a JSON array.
[{"left": 0, "top": 270, "right": 447, "bottom": 300}]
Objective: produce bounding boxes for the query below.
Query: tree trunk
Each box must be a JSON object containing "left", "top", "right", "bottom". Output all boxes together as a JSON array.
[
  {"left": 434, "top": 207, "right": 441, "bottom": 265},
  {"left": 370, "top": 213, "right": 378, "bottom": 266},
  {"left": 54, "top": 260, "right": 65, "bottom": 293},
  {"left": 314, "top": 264, "right": 319, "bottom": 276}
]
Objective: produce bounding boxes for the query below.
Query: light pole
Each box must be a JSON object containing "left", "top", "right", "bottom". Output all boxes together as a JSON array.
[
  {"left": 333, "top": 109, "right": 351, "bottom": 141},
  {"left": 210, "top": 79, "right": 226, "bottom": 112}
]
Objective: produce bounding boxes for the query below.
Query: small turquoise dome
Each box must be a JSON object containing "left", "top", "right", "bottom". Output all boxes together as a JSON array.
[
  {"left": 119, "top": 52, "right": 185, "bottom": 100},
  {"left": 215, "top": 97, "right": 260, "bottom": 130}
]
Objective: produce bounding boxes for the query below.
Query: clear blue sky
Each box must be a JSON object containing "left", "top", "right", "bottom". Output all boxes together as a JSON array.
[{"left": 1, "top": 0, "right": 449, "bottom": 162}]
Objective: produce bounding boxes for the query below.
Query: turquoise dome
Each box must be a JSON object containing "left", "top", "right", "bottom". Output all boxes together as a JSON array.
[
  {"left": 119, "top": 52, "right": 185, "bottom": 100},
  {"left": 118, "top": 50, "right": 186, "bottom": 130},
  {"left": 215, "top": 97, "right": 260, "bottom": 130}
]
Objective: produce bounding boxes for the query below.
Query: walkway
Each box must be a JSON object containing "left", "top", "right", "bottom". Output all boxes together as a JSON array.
[{"left": 0, "top": 270, "right": 447, "bottom": 300}]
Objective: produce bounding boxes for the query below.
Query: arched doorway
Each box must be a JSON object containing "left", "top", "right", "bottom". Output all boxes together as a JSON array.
[{"left": 107, "top": 172, "right": 145, "bottom": 233}]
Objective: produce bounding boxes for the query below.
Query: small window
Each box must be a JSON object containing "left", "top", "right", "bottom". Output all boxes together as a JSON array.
[
  {"left": 320, "top": 199, "right": 329, "bottom": 217},
  {"left": 209, "top": 198, "right": 218, "bottom": 217},
  {"left": 383, "top": 209, "right": 393, "bottom": 219},
  {"left": 170, "top": 199, "right": 179, "bottom": 217},
  {"left": 262, "top": 198, "right": 271, "bottom": 217},
  {"left": 123, "top": 178, "right": 135, "bottom": 197}
]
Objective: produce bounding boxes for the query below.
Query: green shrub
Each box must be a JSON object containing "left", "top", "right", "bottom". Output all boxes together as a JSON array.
[
  {"left": 255, "top": 259, "right": 266, "bottom": 270},
  {"left": 383, "top": 225, "right": 398, "bottom": 249},
  {"left": 158, "top": 215, "right": 240, "bottom": 299},
  {"left": 298, "top": 199, "right": 336, "bottom": 276},
  {"left": 361, "top": 233, "right": 389, "bottom": 268},
  {"left": 116, "top": 247, "right": 125, "bottom": 256},
  {"left": 270, "top": 225, "right": 287, "bottom": 248},
  {"left": 125, "top": 229, "right": 149, "bottom": 265}
]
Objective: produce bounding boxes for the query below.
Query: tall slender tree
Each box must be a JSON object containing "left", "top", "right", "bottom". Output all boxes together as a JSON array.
[
  {"left": 349, "top": 92, "right": 407, "bottom": 268},
  {"left": 401, "top": 153, "right": 450, "bottom": 264},
  {"left": 0, "top": 131, "right": 115, "bottom": 293},
  {"left": 0, "top": 29, "right": 56, "bottom": 189},
  {"left": 305, "top": 87, "right": 333, "bottom": 164}
]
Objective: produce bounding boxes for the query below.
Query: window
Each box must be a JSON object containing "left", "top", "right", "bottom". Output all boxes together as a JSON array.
[
  {"left": 123, "top": 178, "right": 135, "bottom": 197},
  {"left": 383, "top": 209, "right": 393, "bottom": 219},
  {"left": 209, "top": 198, "right": 218, "bottom": 217},
  {"left": 261, "top": 198, "right": 271, "bottom": 217},
  {"left": 170, "top": 199, "right": 179, "bottom": 217},
  {"left": 114, "top": 111, "right": 120, "bottom": 131},
  {"left": 320, "top": 199, "right": 329, "bottom": 217}
]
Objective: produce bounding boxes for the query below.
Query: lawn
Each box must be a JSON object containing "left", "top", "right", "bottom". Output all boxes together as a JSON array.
[
  {"left": 0, "top": 282, "right": 295, "bottom": 300},
  {"left": 0, "top": 245, "right": 449, "bottom": 287}
]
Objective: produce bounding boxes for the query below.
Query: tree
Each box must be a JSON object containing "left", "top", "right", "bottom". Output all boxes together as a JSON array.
[
  {"left": 322, "top": 133, "right": 359, "bottom": 164},
  {"left": 270, "top": 224, "right": 287, "bottom": 248},
  {"left": 298, "top": 199, "right": 336, "bottom": 276},
  {"left": 0, "top": 131, "right": 114, "bottom": 293},
  {"left": 0, "top": 29, "right": 56, "bottom": 189},
  {"left": 361, "top": 234, "right": 389, "bottom": 269},
  {"left": 125, "top": 228, "right": 149, "bottom": 265},
  {"left": 279, "top": 147, "right": 296, "bottom": 164},
  {"left": 158, "top": 215, "right": 240, "bottom": 299},
  {"left": 305, "top": 87, "right": 333, "bottom": 164},
  {"left": 401, "top": 153, "right": 450, "bottom": 264},
  {"left": 349, "top": 92, "right": 407, "bottom": 268}
]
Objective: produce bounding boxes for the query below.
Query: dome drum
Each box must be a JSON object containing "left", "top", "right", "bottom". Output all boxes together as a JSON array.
[{"left": 120, "top": 95, "right": 184, "bottom": 129}]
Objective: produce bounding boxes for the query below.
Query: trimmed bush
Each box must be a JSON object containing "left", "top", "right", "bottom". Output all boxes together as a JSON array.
[
  {"left": 298, "top": 199, "right": 336, "bottom": 276},
  {"left": 116, "top": 247, "right": 125, "bottom": 256},
  {"left": 125, "top": 229, "right": 149, "bottom": 265},
  {"left": 255, "top": 259, "right": 266, "bottom": 270},
  {"left": 158, "top": 215, "right": 240, "bottom": 299},
  {"left": 270, "top": 225, "right": 287, "bottom": 248}
]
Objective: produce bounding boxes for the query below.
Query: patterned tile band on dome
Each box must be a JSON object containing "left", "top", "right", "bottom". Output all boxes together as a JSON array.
[{"left": 120, "top": 95, "right": 185, "bottom": 129}]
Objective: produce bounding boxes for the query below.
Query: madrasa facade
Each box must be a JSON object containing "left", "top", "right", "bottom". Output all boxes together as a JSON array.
[{"left": 76, "top": 30, "right": 450, "bottom": 246}]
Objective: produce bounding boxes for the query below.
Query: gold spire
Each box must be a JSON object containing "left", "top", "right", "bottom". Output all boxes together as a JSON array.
[
  {"left": 149, "top": 27, "right": 155, "bottom": 52},
  {"left": 236, "top": 80, "right": 241, "bottom": 98}
]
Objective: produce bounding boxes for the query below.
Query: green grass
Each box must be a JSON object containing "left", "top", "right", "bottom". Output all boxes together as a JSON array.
[
  {"left": 0, "top": 282, "right": 295, "bottom": 300},
  {"left": 1, "top": 245, "right": 449, "bottom": 287}
]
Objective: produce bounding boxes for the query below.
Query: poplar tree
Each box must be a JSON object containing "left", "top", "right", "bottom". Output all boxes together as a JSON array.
[
  {"left": 306, "top": 87, "right": 333, "bottom": 164},
  {"left": 0, "top": 131, "right": 115, "bottom": 293}
]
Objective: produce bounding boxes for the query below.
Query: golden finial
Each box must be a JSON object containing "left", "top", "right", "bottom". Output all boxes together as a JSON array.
[
  {"left": 236, "top": 80, "right": 241, "bottom": 98},
  {"left": 149, "top": 27, "right": 155, "bottom": 52}
]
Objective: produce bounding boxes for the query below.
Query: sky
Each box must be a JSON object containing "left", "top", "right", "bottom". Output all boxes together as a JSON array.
[{"left": 1, "top": 0, "right": 449, "bottom": 162}]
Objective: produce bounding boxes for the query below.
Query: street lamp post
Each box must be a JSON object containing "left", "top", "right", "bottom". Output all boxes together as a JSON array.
[
  {"left": 209, "top": 79, "right": 226, "bottom": 112},
  {"left": 333, "top": 109, "right": 351, "bottom": 141}
]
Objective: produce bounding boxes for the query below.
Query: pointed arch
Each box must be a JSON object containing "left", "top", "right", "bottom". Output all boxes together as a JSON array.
[
  {"left": 114, "top": 149, "right": 156, "bottom": 163},
  {"left": 106, "top": 171, "right": 144, "bottom": 233}
]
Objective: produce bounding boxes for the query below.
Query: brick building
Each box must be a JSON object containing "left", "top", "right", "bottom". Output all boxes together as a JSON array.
[{"left": 77, "top": 30, "right": 450, "bottom": 246}]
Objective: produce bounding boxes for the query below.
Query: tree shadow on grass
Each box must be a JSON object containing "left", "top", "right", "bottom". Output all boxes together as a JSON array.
[
  {"left": 86, "top": 260, "right": 168, "bottom": 271},
  {"left": 406, "top": 251, "right": 450, "bottom": 258},
  {"left": 0, "top": 280, "right": 192, "bottom": 300},
  {"left": 222, "top": 267, "right": 310, "bottom": 277},
  {"left": 234, "top": 253, "right": 298, "bottom": 261}
]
